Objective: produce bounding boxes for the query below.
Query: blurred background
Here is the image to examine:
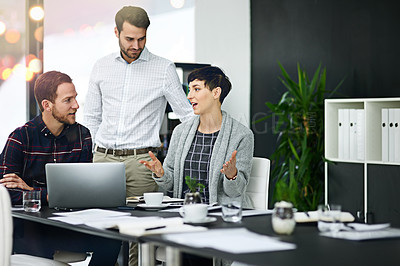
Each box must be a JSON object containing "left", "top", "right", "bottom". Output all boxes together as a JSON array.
[{"left": 0, "top": 0, "right": 251, "bottom": 150}]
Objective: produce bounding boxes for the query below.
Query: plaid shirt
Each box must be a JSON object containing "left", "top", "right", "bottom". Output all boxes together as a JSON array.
[{"left": 0, "top": 114, "right": 92, "bottom": 205}]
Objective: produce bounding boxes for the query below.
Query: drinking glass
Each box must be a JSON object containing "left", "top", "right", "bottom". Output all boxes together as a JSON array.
[
  {"left": 318, "top": 204, "right": 342, "bottom": 233},
  {"left": 329, "top": 204, "right": 342, "bottom": 234},
  {"left": 222, "top": 200, "right": 242, "bottom": 223},
  {"left": 23, "top": 190, "right": 41, "bottom": 212}
]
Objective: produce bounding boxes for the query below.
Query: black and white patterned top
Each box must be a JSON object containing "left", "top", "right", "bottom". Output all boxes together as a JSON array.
[{"left": 183, "top": 130, "right": 219, "bottom": 203}]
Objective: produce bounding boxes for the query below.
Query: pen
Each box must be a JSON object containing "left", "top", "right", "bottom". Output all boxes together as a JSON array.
[
  {"left": 54, "top": 207, "right": 74, "bottom": 212},
  {"left": 145, "top": 226, "right": 166, "bottom": 231}
]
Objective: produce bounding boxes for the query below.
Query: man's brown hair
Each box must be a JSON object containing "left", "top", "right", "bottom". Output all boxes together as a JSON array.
[
  {"left": 115, "top": 6, "right": 150, "bottom": 33},
  {"left": 34, "top": 71, "right": 72, "bottom": 112}
]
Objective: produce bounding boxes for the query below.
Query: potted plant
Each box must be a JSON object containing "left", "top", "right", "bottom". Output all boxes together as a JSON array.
[
  {"left": 256, "top": 62, "right": 343, "bottom": 211},
  {"left": 184, "top": 176, "right": 205, "bottom": 204}
]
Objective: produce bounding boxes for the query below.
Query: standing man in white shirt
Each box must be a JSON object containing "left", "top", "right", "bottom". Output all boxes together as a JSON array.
[{"left": 84, "top": 6, "right": 193, "bottom": 199}]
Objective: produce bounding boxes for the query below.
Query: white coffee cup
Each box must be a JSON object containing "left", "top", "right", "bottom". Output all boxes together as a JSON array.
[
  {"left": 143, "top": 192, "right": 164, "bottom": 206},
  {"left": 179, "top": 204, "right": 208, "bottom": 222}
]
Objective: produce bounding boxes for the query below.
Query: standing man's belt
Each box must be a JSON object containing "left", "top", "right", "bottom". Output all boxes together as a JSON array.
[{"left": 95, "top": 146, "right": 155, "bottom": 156}]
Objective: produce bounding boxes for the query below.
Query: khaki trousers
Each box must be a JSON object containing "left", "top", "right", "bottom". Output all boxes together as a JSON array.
[
  {"left": 94, "top": 151, "right": 158, "bottom": 266},
  {"left": 94, "top": 151, "right": 158, "bottom": 197}
]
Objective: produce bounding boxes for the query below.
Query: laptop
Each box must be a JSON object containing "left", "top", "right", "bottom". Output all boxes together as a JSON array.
[{"left": 46, "top": 162, "right": 126, "bottom": 209}]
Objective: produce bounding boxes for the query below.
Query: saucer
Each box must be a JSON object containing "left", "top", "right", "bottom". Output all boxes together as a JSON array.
[
  {"left": 137, "top": 203, "right": 169, "bottom": 210},
  {"left": 183, "top": 217, "right": 217, "bottom": 224}
]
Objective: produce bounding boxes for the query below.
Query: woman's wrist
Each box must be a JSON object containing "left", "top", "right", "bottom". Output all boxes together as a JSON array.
[{"left": 225, "top": 169, "right": 238, "bottom": 180}]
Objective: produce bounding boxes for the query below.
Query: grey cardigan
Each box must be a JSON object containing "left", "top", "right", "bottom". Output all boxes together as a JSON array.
[{"left": 154, "top": 111, "right": 254, "bottom": 208}]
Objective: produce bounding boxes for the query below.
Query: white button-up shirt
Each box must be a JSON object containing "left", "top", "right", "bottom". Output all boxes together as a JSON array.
[{"left": 83, "top": 47, "right": 194, "bottom": 149}]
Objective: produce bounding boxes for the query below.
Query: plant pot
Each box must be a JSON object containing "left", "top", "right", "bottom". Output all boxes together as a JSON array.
[{"left": 184, "top": 192, "right": 202, "bottom": 204}]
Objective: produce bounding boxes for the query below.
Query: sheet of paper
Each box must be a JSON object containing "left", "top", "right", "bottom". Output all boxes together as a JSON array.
[
  {"left": 160, "top": 205, "right": 221, "bottom": 213},
  {"left": 163, "top": 228, "right": 296, "bottom": 253},
  {"left": 345, "top": 223, "right": 390, "bottom": 231},
  {"left": 126, "top": 195, "right": 184, "bottom": 203},
  {"left": 294, "top": 211, "right": 355, "bottom": 223},
  {"left": 11, "top": 205, "right": 25, "bottom": 211},
  {"left": 320, "top": 227, "right": 400, "bottom": 241},
  {"left": 49, "top": 208, "right": 132, "bottom": 225},
  {"left": 84, "top": 216, "right": 207, "bottom": 236},
  {"left": 208, "top": 209, "right": 273, "bottom": 217}
]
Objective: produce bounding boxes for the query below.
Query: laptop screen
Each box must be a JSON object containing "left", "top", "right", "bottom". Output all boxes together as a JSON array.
[{"left": 46, "top": 162, "right": 126, "bottom": 209}]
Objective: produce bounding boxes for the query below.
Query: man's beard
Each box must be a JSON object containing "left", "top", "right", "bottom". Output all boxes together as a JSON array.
[
  {"left": 120, "top": 41, "right": 142, "bottom": 60},
  {"left": 52, "top": 108, "right": 75, "bottom": 125}
]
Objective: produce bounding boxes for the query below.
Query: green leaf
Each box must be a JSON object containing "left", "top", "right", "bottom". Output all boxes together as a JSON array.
[
  {"left": 263, "top": 62, "right": 343, "bottom": 211},
  {"left": 185, "top": 176, "right": 205, "bottom": 193}
]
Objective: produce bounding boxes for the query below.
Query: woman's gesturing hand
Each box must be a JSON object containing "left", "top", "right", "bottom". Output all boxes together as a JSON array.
[
  {"left": 220, "top": 150, "right": 238, "bottom": 180},
  {"left": 139, "top": 151, "right": 165, "bottom": 178}
]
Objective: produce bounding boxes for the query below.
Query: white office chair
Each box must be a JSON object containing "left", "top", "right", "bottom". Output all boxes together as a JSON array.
[
  {"left": 246, "top": 157, "right": 271, "bottom": 210},
  {"left": 231, "top": 158, "right": 271, "bottom": 266},
  {"left": 0, "top": 185, "right": 69, "bottom": 266}
]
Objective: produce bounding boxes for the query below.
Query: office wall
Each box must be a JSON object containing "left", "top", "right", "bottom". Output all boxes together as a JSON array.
[
  {"left": 251, "top": 0, "right": 400, "bottom": 157},
  {"left": 195, "top": 0, "right": 251, "bottom": 127}
]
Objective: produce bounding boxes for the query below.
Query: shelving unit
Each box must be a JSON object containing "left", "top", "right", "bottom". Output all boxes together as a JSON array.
[{"left": 324, "top": 98, "right": 400, "bottom": 226}]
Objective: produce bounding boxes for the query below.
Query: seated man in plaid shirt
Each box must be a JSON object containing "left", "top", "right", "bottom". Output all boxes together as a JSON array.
[
  {"left": 0, "top": 71, "right": 121, "bottom": 265},
  {"left": 0, "top": 70, "right": 92, "bottom": 204}
]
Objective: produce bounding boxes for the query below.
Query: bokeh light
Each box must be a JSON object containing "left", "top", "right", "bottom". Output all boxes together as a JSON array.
[
  {"left": 64, "top": 28, "right": 75, "bottom": 37},
  {"left": 29, "top": 58, "right": 42, "bottom": 73},
  {"left": 26, "top": 69, "right": 35, "bottom": 81},
  {"left": 12, "top": 64, "right": 26, "bottom": 78},
  {"left": 1, "top": 68, "right": 12, "bottom": 80},
  {"left": 34, "top": 26, "right": 44, "bottom": 42},
  {"left": 2, "top": 55, "right": 16, "bottom": 68},
  {"left": 79, "top": 24, "right": 93, "bottom": 36},
  {"left": 25, "top": 54, "right": 37, "bottom": 66},
  {"left": 0, "top": 21, "right": 6, "bottom": 36},
  {"left": 94, "top": 22, "right": 105, "bottom": 31},
  {"left": 30, "top": 6, "right": 45, "bottom": 21},
  {"left": 5, "top": 29, "right": 21, "bottom": 44},
  {"left": 170, "top": 0, "right": 185, "bottom": 8}
]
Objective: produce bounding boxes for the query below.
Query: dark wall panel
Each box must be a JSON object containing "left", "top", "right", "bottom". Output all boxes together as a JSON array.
[{"left": 251, "top": 0, "right": 400, "bottom": 157}]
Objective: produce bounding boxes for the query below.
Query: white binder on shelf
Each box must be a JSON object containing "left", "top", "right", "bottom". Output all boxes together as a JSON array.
[
  {"left": 356, "top": 109, "right": 365, "bottom": 161},
  {"left": 388, "top": 108, "right": 396, "bottom": 162},
  {"left": 395, "top": 109, "right": 400, "bottom": 163},
  {"left": 382, "top": 108, "right": 389, "bottom": 162},
  {"left": 338, "top": 109, "right": 350, "bottom": 160},
  {"left": 349, "top": 109, "right": 358, "bottom": 160},
  {"left": 342, "top": 109, "right": 350, "bottom": 160},
  {"left": 338, "top": 109, "right": 344, "bottom": 159}
]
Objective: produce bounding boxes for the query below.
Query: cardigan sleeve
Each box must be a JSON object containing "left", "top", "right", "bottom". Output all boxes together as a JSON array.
[{"left": 222, "top": 128, "right": 254, "bottom": 199}]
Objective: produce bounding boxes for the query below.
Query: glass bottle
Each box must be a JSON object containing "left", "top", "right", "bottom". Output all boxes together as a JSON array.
[{"left": 272, "top": 201, "right": 296, "bottom": 235}]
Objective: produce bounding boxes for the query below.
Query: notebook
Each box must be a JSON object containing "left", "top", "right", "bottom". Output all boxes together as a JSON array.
[{"left": 46, "top": 162, "right": 126, "bottom": 209}]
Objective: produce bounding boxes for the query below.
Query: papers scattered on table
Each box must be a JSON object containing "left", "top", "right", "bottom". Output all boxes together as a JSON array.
[
  {"left": 163, "top": 228, "right": 296, "bottom": 253},
  {"left": 49, "top": 208, "right": 206, "bottom": 236},
  {"left": 126, "top": 195, "right": 184, "bottom": 203},
  {"left": 113, "top": 217, "right": 207, "bottom": 236},
  {"left": 208, "top": 209, "right": 273, "bottom": 217},
  {"left": 294, "top": 211, "right": 355, "bottom": 223},
  {"left": 343, "top": 222, "right": 390, "bottom": 231},
  {"left": 320, "top": 226, "right": 400, "bottom": 241},
  {"left": 49, "top": 208, "right": 131, "bottom": 225},
  {"left": 160, "top": 205, "right": 222, "bottom": 212}
]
